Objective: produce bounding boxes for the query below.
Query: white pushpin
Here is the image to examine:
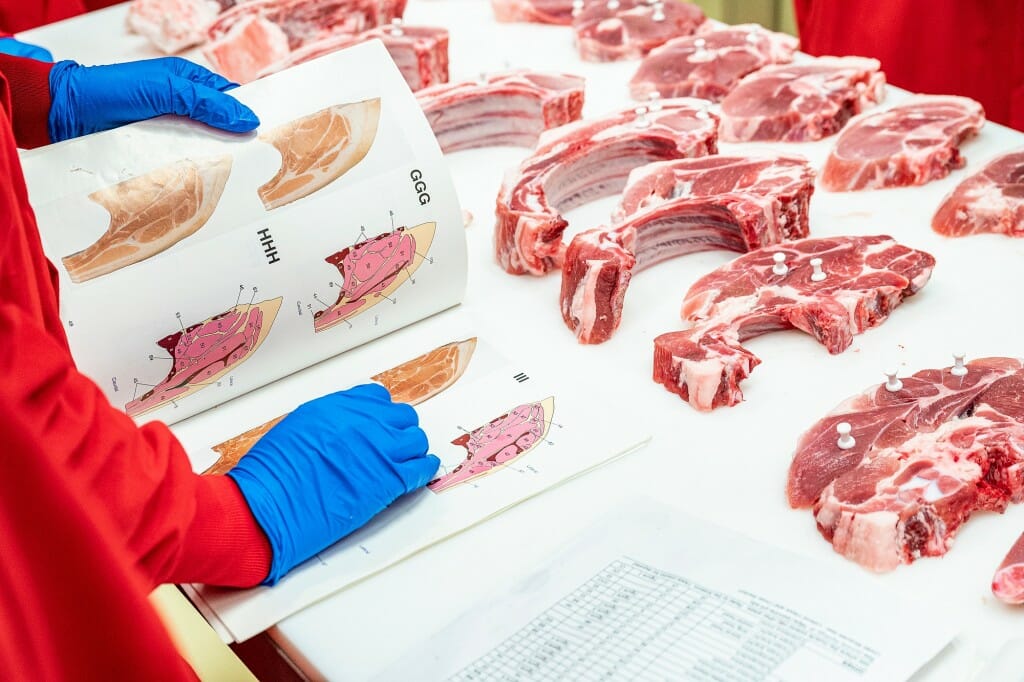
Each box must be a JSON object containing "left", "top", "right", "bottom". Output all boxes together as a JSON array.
[
  {"left": 651, "top": 2, "right": 665, "bottom": 21},
  {"left": 388, "top": 17, "right": 404, "bottom": 36},
  {"left": 746, "top": 29, "right": 760, "bottom": 44},
  {"left": 606, "top": 0, "right": 620, "bottom": 10},
  {"left": 633, "top": 105, "right": 651, "bottom": 128},
  {"left": 646, "top": 91, "right": 663, "bottom": 111},
  {"left": 810, "top": 257, "right": 826, "bottom": 282},
  {"left": 696, "top": 104, "right": 711, "bottom": 120},
  {"left": 772, "top": 252, "right": 788, "bottom": 276},
  {"left": 951, "top": 352, "right": 968, "bottom": 377},
  {"left": 572, "top": 0, "right": 584, "bottom": 16},
  {"left": 884, "top": 367, "right": 903, "bottom": 392},
  {"left": 836, "top": 422, "right": 855, "bottom": 450},
  {"left": 694, "top": 37, "right": 707, "bottom": 53}
]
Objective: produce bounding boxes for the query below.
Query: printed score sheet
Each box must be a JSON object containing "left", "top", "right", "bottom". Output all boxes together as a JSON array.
[{"left": 383, "top": 498, "right": 957, "bottom": 681}]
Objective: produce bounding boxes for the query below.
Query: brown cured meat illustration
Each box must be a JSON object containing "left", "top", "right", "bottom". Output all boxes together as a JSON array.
[
  {"left": 203, "top": 337, "right": 477, "bottom": 474},
  {"left": 62, "top": 156, "right": 232, "bottom": 283},
  {"left": 258, "top": 99, "right": 381, "bottom": 210},
  {"left": 428, "top": 397, "right": 554, "bottom": 493},
  {"left": 314, "top": 222, "right": 435, "bottom": 333},
  {"left": 125, "top": 297, "right": 282, "bottom": 418}
]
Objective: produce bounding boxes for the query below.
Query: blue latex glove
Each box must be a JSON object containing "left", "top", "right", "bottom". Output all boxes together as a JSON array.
[
  {"left": 228, "top": 384, "right": 440, "bottom": 585},
  {"left": 47, "top": 56, "right": 259, "bottom": 142},
  {"left": 0, "top": 37, "right": 52, "bottom": 61}
]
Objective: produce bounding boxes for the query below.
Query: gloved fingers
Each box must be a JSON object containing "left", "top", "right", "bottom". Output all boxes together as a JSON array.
[
  {"left": 168, "top": 77, "right": 260, "bottom": 132},
  {"left": 396, "top": 454, "right": 441, "bottom": 492},
  {"left": 388, "top": 425, "right": 429, "bottom": 463},
  {"left": 0, "top": 37, "right": 53, "bottom": 61},
  {"left": 158, "top": 56, "right": 239, "bottom": 92},
  {"left": 344, "top": 383, "right": 392, "bottom": 402}
]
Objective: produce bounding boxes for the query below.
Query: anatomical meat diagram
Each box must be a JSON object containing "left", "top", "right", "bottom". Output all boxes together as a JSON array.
[
  {"left": 203, "top": 337, "right": 477, "bottom": 474},
  {"left": 125, "top": 297, "right": 282, "bottom": 418},
  {"left": 258, "top": 98, "right": 381, "bottom": 210},
  {"left": 428, "top": 397, "right": 555, "bottom": 493},
  {"left": 62, "top": 156, "right": 232, "bottom": 283},
  {"left": 313, "top": 222, "right": 436, "bottom": 333}
]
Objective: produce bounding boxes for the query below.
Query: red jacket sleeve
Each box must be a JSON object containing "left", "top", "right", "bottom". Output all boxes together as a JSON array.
[
  {"left": 0, "top": 73, "right": 272, "bottom": 590},
  {"left": 0, "top": 354, "right": 198, "bottom": 681},
  {"left": 794, "top": 0, "right": 1024, "bottom": 131},
  {"left": 0, "top": 53, "right": 54, "bottom": 148}
]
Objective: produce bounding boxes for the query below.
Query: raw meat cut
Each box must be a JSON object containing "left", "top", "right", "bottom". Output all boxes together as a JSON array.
[
  {"left": 203, "top": 337, "right": 476, "bottom": 474},
  {"left": 204, "top": 15, "right": 291, "bottom": 84},
  {"left": 822, "top": 95, "right": 985, "bottom": 191},
  {"left": 491, "top": 0, "right": 573, "bottom": 24},
  {"left": 256, "top": 23, "right": 449, "bottom": 91},
  {"left": 629, "top": 25, "right": 797, "bottom": 102},
  {"left": 993, "top": 532, "right": 1024, "bottom": 605},
  {"left": 428, "top": 397, "right": 555, "bottom": 493},
  {"left": 719, "top": 56, "right": 885, "bottom": 142},
  {"left": 572, "top": 0, "right": 705, "bottom": 62},
  {"left": 258, "top": 99, "right": 380, "bottom": 210},
  {"left": 932, "top": 149, "right": 1024, "bottom": 238},
  {"left": 496, "top": 99, "right": 719, "bottom": 276},
  {"left": 125, "top": 297, "right": 283, "bottom": 418},
  {"left": 416, "top": 71, "right": 585, "bottom": 153},
  {"left": 313, "top": 222, "right": 435, "bottom": 332},
  {"left": 561, "top": 154, "right": 814, "bottom": 344},
  {"left": 785, "top": 358, "right": 1024, "bottom": 573},
  {"left": 653, "top": 235, "right": 934, "bottom": 411},
  {"left": 126, "top": 0, "right": 228, "bottom": 54},
  {"left": 203, "top": 0, "right": 404, "bottom": 82},
  {"left": 62, "top": 156, "right": 232, "bottom": 284}
]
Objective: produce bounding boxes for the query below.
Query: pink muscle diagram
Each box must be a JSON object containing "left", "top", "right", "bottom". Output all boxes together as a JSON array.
[
  {"left": 125, "top": 297, "right": 282, "bottom": 417},
  {"left": 313, "top": 221, "right": 435, "bottom": 333},
  {"left": 428, "top": 397, "right": 555, "bottom": 493}
]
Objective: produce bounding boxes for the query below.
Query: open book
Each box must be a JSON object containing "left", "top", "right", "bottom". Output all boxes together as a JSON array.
[{"left": 21, "top": 41, "right": 650, "bottom": 642}]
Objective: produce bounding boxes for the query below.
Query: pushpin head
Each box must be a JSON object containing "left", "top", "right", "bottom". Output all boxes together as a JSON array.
[
  {"left": 836, "top": 422, "right": 855, "bottom": 450},
  {"left": 694, "top": 37, "right": 707, "bottom": 50},
  {"left": 647, "top": 91, "right": 663, "bottom": 111},
  {"left": 951, "top": 352, "right": 968, "bottom": 376},
  {"left": 633, "top": 106, "right": 651, "bottom": 128},
  {"left": 746, "top": 30, "right": 759, "bottom": 44},
  {"left": 572, "top": 0, "right": 584, "bottom": 14},
  {"left": 652, "top": 4, "right": 665, "bottom": 21},
  {"left": 607, "top": 0, "right": 620, "bottom": 9},
  {"left": 772, "top": 252, "right": 788, "bottom": 276},
  {"left": 388, "top": 17, "right": 403, "bottom": 36},
  {"left": 883, "top": 367, "right": 903, "bottom": 392},
  {"left": 810, "top": 257, "right": 826, "bottom": 282}
]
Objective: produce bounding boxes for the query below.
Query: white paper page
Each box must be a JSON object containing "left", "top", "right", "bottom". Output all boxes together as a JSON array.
[
  {"left": 174, "top": 308, "right": 651, "bottom": 642},
  {"left": 383, "top": 497, "right": 957, "bottom": 682},
  {"left": 20, "top": 40, "right": 466, "bottom": 426}
]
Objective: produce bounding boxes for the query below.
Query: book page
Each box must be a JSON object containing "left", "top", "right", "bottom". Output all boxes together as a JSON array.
[
  {"left": 171, "top": 308, "right": 652, "bottom": 642},
  {"left": 20, "top": 40, "right": 466, "bottom": 426},
  {"left": 381, "top": 498, "right": 957, "bottom": 681}
]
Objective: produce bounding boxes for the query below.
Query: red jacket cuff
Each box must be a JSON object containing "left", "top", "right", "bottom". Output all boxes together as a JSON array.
[
  {"left": 177, "top": 474, "right": 272, "bottom": 588},
  {"left": 0, "top": 53, "right": 53, "bottom": 148}
]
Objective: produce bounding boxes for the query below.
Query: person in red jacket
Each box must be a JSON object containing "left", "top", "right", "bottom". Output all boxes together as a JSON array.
[
  {"left": 0, "top": 53, "right": 439, "bottom": 678},
  {"left": 0, "top": 0, "right": 120, "bottom": 34},
  {"left": 794, "top": 0, "right": 1024, "bottom": 131}
]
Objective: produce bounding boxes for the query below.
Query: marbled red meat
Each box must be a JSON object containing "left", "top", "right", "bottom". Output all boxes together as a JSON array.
[
  {"left": 932, "top": 149, "right": 1024, "bottom": 238},
  {"left": 629, "top": 24, "right": 797, "bottom": 102},
  {"left": 720, "top": 56, "right": 885, "bottom": 142},
  {"left": 822, "top": 95, "right": 985, "bottom": 191},
  {"left": 417, "top": 71, "right": 584, "bottom": 153},
  {"left": 496, "top": 99, "right": 718, "bottom": 276},
  {"left": 654, "top": 235, "right": 934, "bottom": 411},
  {"left": 561, "top": 154, "right": 814, "bottom": 344},
  {"left": 786, "top": 358, "right": 1024, "bottom": 573}
]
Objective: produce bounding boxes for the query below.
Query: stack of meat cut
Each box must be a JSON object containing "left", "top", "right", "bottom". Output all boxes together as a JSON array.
[{"left": 127, "top": 0, "right": 445, "bottom": 92}]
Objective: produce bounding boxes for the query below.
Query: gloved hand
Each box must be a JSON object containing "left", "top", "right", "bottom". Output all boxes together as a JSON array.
[
  {"left": 47, "top": 56, "right": 259, "bottom": 143},
  {"left": 227, "top": 384, "right": 440, "bottom": 585},
  {"left": 0, "top": 36, "right": 52, "bottom": 61}
]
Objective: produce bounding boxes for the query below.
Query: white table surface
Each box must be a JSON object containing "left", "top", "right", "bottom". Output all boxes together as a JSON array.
[{"left": 22, "top": 3, "right": 1024, "bottom": 680}]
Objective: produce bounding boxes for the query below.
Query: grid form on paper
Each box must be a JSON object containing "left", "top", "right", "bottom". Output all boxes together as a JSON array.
[{"left": 449, "top": 557, "right": 880, "bottom": 681}]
